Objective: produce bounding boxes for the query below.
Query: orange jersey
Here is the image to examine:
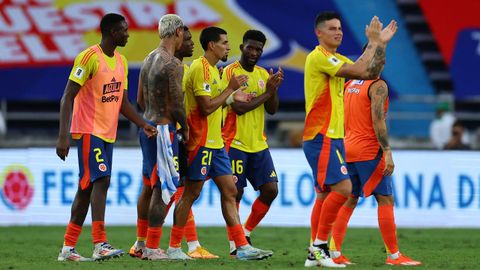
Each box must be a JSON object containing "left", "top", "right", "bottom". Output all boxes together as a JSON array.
[
  {"left": 70, "top": 45, "right": 127, "bottom": 142},
  {"left": 344, "top": 79, "right": 389, "bottom": 162},
  {"left": 303, "top": 45, "right": 353, "bottom": 140}
]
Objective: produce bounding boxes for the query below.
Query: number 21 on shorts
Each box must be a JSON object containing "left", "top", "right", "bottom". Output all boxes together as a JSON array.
[{"left": 201, "top": 150, "right": 212, "bottom": 165}]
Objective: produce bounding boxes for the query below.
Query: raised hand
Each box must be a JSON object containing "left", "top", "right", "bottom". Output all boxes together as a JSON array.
[
  {"left": 365, "top": 16, "right": 383, "bottom": 44},
  {"left": 227, "top": 74, "right": 248, "bottom": 91},
  {"left": 266, "top": 67, "right": 284, "bottom": 93},
  {"left": 380, "top": 20, "right": 398, "bottom": 44}
]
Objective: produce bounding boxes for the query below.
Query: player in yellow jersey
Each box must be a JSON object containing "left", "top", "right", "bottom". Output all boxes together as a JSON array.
[
  {"left": 56, "top": 13, "right": 157, "bottom": 262},
  {"left": 167, "top": 26, "right": 273, "bottom": 260},
  {"left": 221, "top": 30, "right": 284, "bottom": 255},
  {"left": 302, "top": 11, "right": 397, "bottom": 268}
]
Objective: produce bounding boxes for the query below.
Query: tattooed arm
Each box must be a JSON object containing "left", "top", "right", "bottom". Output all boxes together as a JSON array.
[
  {"left": 369, "top": 79, "right": 394, "bottom": 176},
  {"left": 336, "top": 17, "right": 397, "bottom": 80},
  {"left": 166, "top": 59, "right": 189, "bottom": 140},
  {"left": 120, "top": 90, "right": 157, "bottom": 138}
]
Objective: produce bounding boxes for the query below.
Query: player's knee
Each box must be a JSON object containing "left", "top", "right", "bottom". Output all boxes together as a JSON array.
[
  {"left": 375, "top": 194, "right": 394, "bottom": 205},
  {"left": 345, "top": 196, "right": 359, "bottom": 208},
  {"left": 259, "top": 184, "right": 278, "bottom": 203}
]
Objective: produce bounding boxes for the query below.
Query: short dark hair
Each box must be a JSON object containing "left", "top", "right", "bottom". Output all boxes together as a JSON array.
[
  {"left": 315, "top": 11, "right": 341, "bottom": 28},
  {"left": 243, "top": 30, "right": 266, "bottom": 44},
  {"left": 453, "top": 120, "right": 464, "bottom": 129},
  {"left": 199, "top": 26, "right": 227, "bottom": 51},
  {"left": 100, "top": 13, "right": 126, "bottom": 35}
]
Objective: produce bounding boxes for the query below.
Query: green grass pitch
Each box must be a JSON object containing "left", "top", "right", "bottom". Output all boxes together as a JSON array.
[{"left": 1, "top": 226, "right": 478, "bottom": 269}]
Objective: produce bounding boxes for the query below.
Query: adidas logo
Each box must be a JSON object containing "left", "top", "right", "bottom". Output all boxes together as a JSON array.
[
  {"left": 111, "top": 77, "right": 116, "bottom": 82},
  {"left": 269, "top": 171, "right": 277, "bottom": 177}
]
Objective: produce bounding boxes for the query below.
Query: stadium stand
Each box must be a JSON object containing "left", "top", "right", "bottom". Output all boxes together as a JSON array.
[{"left": 0, "top": 0, "right": 475, "bottom": 148}]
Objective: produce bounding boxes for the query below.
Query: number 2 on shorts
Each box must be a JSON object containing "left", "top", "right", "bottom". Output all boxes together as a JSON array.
[{"left": 93, "top": 148, "right": 104, "bottom": 163}]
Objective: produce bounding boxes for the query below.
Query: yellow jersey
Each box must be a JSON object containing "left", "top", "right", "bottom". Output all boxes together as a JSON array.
[
  {"left": 184, "top": 56, "right": 224, "bottom": 151},
  {"left": 222, "top": 61, "right": 269, "bottom": 152},
  {"left": 303, "top": 45, "right": 353, "bottom": 140}
]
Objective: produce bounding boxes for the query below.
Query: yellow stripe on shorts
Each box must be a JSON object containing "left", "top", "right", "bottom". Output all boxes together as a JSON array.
[{"left": 336, "top": 149, "right": 344, "bottom": 164}]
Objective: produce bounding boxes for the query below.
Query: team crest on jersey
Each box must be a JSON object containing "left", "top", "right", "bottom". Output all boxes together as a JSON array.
[
  {"left": 98, "top": 163, "right": 107, "bottom": 172},
  {"left": 258, "top": 79, "right": 265, "bottom": 89},
  {"left": 340, "top": 165, "right": 348, "bottom": 175},
  {"left": 203, "top": 82, "right": 211, "bottom": 92},
  {"left": 201, "top": 166, "right": 207, "bottom": 175},
  {"left": 233, "top": 175, "right": 238, "bottom": 183}
]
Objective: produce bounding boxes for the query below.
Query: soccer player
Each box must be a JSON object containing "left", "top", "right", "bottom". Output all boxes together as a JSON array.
[
  {"left": 56, "top": 13, "right": 157, "bottom": 262},
  {"left": 302, "top": 12, "right": 397, "bottom": 268},
  {"left": 167, "top": 26, "right": 272, "bottom": 260},
  {"left": 328, "top": 63, "right": 422, "bottom": 266},
  {"left": 130, "top": 25, "right": 217, "bottom": 259},
  {"left": 221, "top": 30, "right": 284, "bottom": 255},
  {"left": 129, "top": 14, "right": 189, "bottom": 260}
]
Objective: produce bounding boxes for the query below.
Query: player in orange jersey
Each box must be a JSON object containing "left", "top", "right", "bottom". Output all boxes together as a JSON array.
[
  {"left": 221, "top": 30, "right": 284, "bottom": 255},
  {"left": 302, "top": 11, "right": 397, "bottom": 268},
  {"left": 328, "top": 56, "right": 422, "bottom": 266},
  {"left": 56, "top": 13, "right": 157, "bottom": 262}
]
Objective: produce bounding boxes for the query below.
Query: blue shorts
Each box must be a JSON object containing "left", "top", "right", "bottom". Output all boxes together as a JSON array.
[
  {"left": 139, "top": 121, "right": 178, "bottom": 185},
  {"left": 348, "top": 152, "right": 392, "bottom": 197},
  {"left": 188, "top": 146, "right": 232, "bottom": 181},
  {"left": 228, "top": 147, "right": 278, "bottom": 190},
  {"left": 303, "top": 134, "right": 349, "bottom": 192},
  {"left": 76, "top": 134, "right": 113, "bottom": 190}
]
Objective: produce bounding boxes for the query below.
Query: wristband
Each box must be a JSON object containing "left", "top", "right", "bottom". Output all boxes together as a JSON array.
[{"left": 226, "top": 90, "right": 237, "bottom": 105}]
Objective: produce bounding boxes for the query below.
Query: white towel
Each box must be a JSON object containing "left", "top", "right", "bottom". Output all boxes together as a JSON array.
[{"left": 156, "top": 124, "right": 179, "bottom": 204}]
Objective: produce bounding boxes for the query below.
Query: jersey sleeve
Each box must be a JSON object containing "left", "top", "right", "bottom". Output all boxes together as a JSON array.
[
  {"left": 68, "top": 49, "right": 97, "bottom": 86},
  {"left": 316, "top": 53, "right": 346, "bottom": 77},
  {"left": 191, "top": 64, "right": 212, "bottom": 97}
]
